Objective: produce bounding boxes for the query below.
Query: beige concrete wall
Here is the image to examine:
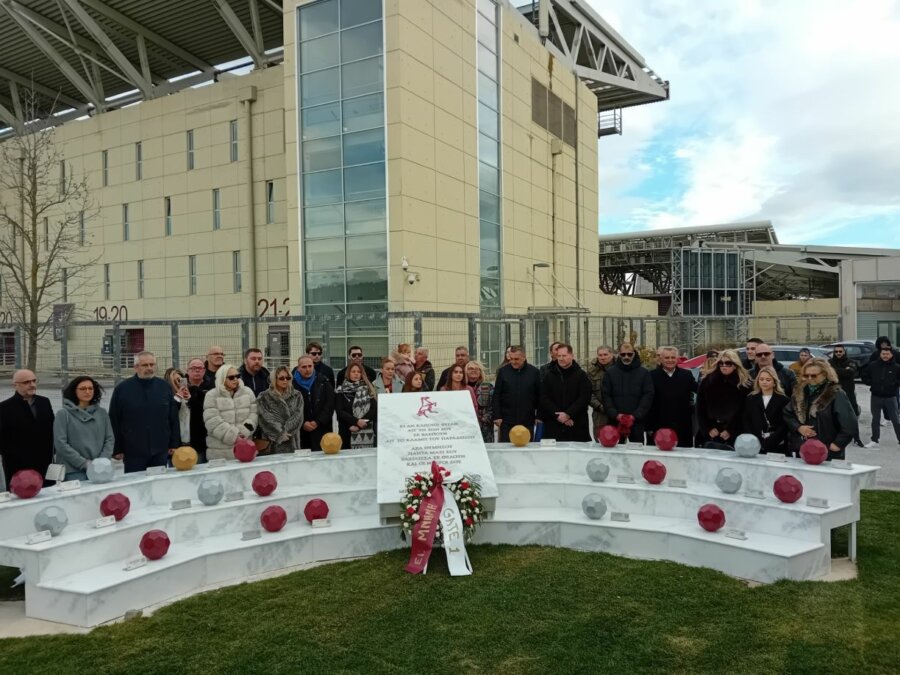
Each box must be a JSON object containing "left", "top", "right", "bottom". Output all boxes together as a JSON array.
[{"left": 596, "top": 293, "right": 659, "bottom": 317}]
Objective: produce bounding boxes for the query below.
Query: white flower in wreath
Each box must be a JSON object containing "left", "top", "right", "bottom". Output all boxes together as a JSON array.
[
  {"left": 425, "top": 492, "right": 431, "bottom": 498},
  {"left": 412, "top": 514, "right": 420, "bottom": 521}
]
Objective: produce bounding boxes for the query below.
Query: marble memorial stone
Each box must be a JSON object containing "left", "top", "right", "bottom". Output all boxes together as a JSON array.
[
  {"left": 734, "top": 434, "right": 761, "bottom": 458},
  {"left": 715, "top": 467, "right": 743, "bottom": 494},
  {"left": 581, "top": 493, "right": 608, "bottom": 520},
  {"left": 34, "top": 506, "right": 68, "bottom": 536},
  {"left": 86, "top": 458, "right": 115, "bottom": 483},
  {"left": 585, "top": 459, "right": 611, "bottom": 482},
  {"left": 197, "top": 478, "right": 225, "bottom": 506}
]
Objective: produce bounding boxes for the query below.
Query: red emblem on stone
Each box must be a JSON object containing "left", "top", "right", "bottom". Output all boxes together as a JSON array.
[
  {"left": 261, "top": 505, "right": 287, "bottom": 532},
  {"left": 698, "top": 504, "right": 726, "bottom": 532},
  {"left": 252, "top": 471, "right": 278, "bottom": 497},
  {"left": 139, "top": 529, "right": 170, "bottom": 560},
  {"left": 799, "top": 439, "right": 828, "bottom": 465},
  {"left": 100, "top": 492, "right": 131, "bottom": 521},
  {"left": 597, "top": 425, "right": 619, "bottom": 447},
  {"left": 773, "top": 475, "right": 803, "bottom": 503},
  {"left": 233, "top": 437, "right": 257, "bottom": 463},
  {"left": 654, "top": 428, "right": 678, "bottom": 451},
  {"left": 303, "top": 498, "right": 329, "bottom": 523},
  {"left": 9, "top": 470, "right": 43, "bottom": 499},
  {"left": 641, "top": 460, "right": 667, "bottom": 484}
]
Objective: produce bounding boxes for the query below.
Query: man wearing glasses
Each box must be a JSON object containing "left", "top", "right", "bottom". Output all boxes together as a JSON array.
[
  {"left": 601, "top": 342, "right": 654, "bottom": 443},
  {"left": 185, "top": 358, "right": 210, "bottom": 463},
  {"left": 749, "top": 342, "right": 796, "bottom": 395},
  {"left": 0, "top": 370, "right": 55, "bottom": 489},
  {"left": 829, "top": 345, "right": 863, "bottom": 447},
  {"left": 336, "top": 346, "right": 376, "bottom": 387},
  {"left": 305, "top": 341, "right": 335, "bottom": 386}
]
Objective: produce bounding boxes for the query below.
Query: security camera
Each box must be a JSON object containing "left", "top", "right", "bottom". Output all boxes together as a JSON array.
[
  {"left": 406, "top": 272, "right": 418, "bottom": 285},
  {"left": 401, "top": 256, "right": 410, "bottom": 271}
]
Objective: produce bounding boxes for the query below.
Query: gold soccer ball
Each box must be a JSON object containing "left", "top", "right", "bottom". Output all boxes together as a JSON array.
[
  {"left": 509, "top": 425, "right": 531, "bottom": 447},
  {"left": 172, "top": 446, "right": 198, "bottom": 471},
  {"left": 320, "top": 432, "right": 342, "bottom": 454}
]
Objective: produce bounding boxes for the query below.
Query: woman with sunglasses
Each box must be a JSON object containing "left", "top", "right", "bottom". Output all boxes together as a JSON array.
[
  {"left": 257, "top": 366, "right": 305, "bottom": 453},
  {"left": 784, "top": 357, "right": 858, "bottom": 459},
  {"left": 203, "top": 364, "right": 258, "bottom": 460},
  {"left": 742, "top": 365, "right": 789, "bottom": 455},
  {"left": 164, "top": 367, "right": 192, "bottom": 448},
  {"left": 696, "top": 349, "right": 752, "bottom": 448}
]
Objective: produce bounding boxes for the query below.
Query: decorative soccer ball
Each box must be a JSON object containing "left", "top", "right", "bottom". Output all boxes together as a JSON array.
[
  {"left": 233, "top": 437, "right": 257, "bottom": 463},
  {"left": 585, "top": 459, "right": 611, "bottom": 482},
  {"left": 698, "top": 504, "right": 726, "bottom": 532},
  {"left": 172, "top": 446, "right": 198, "bottom": 471},
  {"left": 260, "top": 505, "right": 287, "bottom": 532},
  {"left": 10, "top": 470, "right": 43, "bottom": 499},
  {"left": 34, "top": 506, "right": 68, "bottom": 536},
  {"left": 799, "top": 439, "right": 828, "bottom": 465},
  {"left": 86, "top": 458, "right": 115, "bottom": 483},
  {"left": 252, "top": 471, "right": 278, "bottom": 497},
  {"left": 734, "top": 434, "right": 761, "bottom": 458},
  {"left": 597, "top": 425, "right": 620, "bottom": 448},
  {"left": 139, "top": 530, "right": 170, "bottom": 560},
  {"left": 303, "top": 498, "right": 329, "bottom": 523},
  {"left": 641, "top": 460, "right": 667, "bottom": 485},
  {"left": 774, "top": 475, "right": 803, "bottom": 503},
  {"left": 715, "top": 467, "right": 743, "bottom": 494},
  {"left": 320, "top": 432, "right": 342, "bottom": 454},
  {"left": 100, "top": 492, "right": 131, "bottom": 521},
  {"left": 581, "top": 493, "right": 608, "bottom": 520},
  {"left": 509, "top": 425, "right": 531, "bottom": 446},
  {"left": 654, "top": 428, "right": 678, "bottom": 451},
  {"left": 197, "top": 478, "right": 225, "bottom": 506}
]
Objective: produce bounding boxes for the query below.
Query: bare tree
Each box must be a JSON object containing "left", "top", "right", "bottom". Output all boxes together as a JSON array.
[{"left": 0, "top": 90, "right": 98, "bottom": 370}]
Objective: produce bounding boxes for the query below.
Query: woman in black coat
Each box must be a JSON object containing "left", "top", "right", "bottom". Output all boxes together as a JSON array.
[
  {"left": 742, "top": 365, "right": 789, "bottom": 455},
  {"left": 696, "top": 349, "right": 752, "bottom": 448},
  {"left": 334, "top": 363, "right": 377, "bottom": 449},
  {"left": 785, "top": 358, "right": 858, "bottom": 460}
]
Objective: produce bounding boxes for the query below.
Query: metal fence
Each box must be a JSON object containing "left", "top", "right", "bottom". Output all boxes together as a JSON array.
[{"left": 0, "top": 311, "right": 842, "bottom": 387}]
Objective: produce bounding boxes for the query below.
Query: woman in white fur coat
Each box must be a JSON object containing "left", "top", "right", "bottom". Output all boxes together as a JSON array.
[{"left": 203, "top": 363, "right": 258, "bottom": 460}]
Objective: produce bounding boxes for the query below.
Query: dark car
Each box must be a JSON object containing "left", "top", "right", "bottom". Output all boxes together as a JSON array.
[
  {"left": 820, "top": 341, "right": 876, "bottom": 374},
  {"left": 738, "top": 345, "right": 830, "bottom": 365}
]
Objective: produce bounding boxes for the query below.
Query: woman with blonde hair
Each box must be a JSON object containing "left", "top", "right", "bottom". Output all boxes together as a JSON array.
[
  {"left": 784, "top": 357, "right": 858, "bottom": 459},
  {"left": 257, "top": 366, "right": 304, "bottom": 453},
  {"left": 203, "top": 364, "right": 258, "bottom": 460},
  {"left": 742, "top": 365, "right": 789, "bottom": 455},
  {"left": 698, "top": 349, "right": 720, "bottom": 382},
  {"left": 335, "top": 362, "right": 377, "bottom": 449},
  {"left": 465, "top": 360, "right": 495, "bottom": 443},
  {"left": 696, "top": 349, "right": 752, "bottom": 448}
]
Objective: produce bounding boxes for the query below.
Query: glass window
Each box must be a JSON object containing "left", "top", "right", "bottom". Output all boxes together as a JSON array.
[
  {"left": 346, "top": 305, "right": 388, "bottom": 332},
  {"left": 341, "top": 21, "right": 382, "bottom": 62},
  {"left": 303, "top": 136, "right": 342, "bottom": 172},
  {"left": 480, "top": 276, "right": 501, "bottom": 306},
  {"left": 479, "top": 102, "right": 498, "bottom": 139},
  {"left": 479, "top": 162, "right": 499, "bottom": 195},
  {"left": 299, "top": 0, "right": 338, "bottom": 41},
  {"left": 346, "top": 267, "right": 387, "bottom": 302},
  {"left": 341, "top": 56, "right": 383, "bottom": 99},
  {"left": 304, "top": 204, "right": 344, "bottom": 238},
  {"left": 481, "top": 249, "right": 500, "bottom": 278},
  {"left": 306, "top": 271, "right": 345, "bottom": 304},
  {"left": 477, "top": 12, "right": 496, "bottom": 51},
  {"left": 340, "top": 0, "right": 380, "bottom": 28},
  {"left": 300, "top": 32, "right": 339, "bottom": 73},
  {"left": 477, "top": 0, "right": 496, "bottom": 23},
  {"left": 342, "top": 93, "right": 384, "bottom": 132},
  {"left": 342, "top": 128, "right": 384, "bottom": 167},
  {"left": 302, "top": 103, "right": 341, "bottom": 140},
  {"left": 229, "top": 120, "right": 238, "bottom": 161},
  {"left": 232, "top": 251, "right": 242, "bottom": 293},
  {"left": 346, "top": 234, "right": 386, "bottom": 268},
  {"left": 344, "top": 162, "right": 385, "bottom": 201},
  {"left": 301, "top": 67, "right": 340, "bottom": 108},
  {"left": 479, "top": 133, "right": 499, "bottom": 167},
  {"left": 345, "top": 198, "right": 385, "bottom": 234},
  {"left": 266, "top": 181, "right": 275, "bottom": 224},
  {"left": 480, "top": 191, "right": 500, "bottom": 224},
  {"left": 477, "top": 43, "right": 497, "bottom": 81},
  {"left": 478, "top": 72, "right": 498, "bottom": 111},
  {"left": 480, "top": 220, "right": 500, "bottom": 251},
  {"left": 303, "top": 169, "right": 343, "bottom": 206},
  {"left": 305, "top": 237, "right": 345, "bottom": 271}
]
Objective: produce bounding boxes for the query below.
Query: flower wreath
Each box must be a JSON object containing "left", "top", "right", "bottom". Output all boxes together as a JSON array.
[{"left": 400, "top": 464, "right": 484, "bottom": 545}]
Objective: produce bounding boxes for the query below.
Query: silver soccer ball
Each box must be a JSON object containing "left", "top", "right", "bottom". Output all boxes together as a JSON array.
[
  {"left": 581, "top": 493, "right": 608, "bottom": 520},
  {"left": 715, "top": 467, "right": 743, "bottom": 494},
  {"left": 87, "top": 457, "right": 115, "bottom": 483},
  {"left": 734, "top": 434, "right": 761, "bottom": 458},
  {"left": 585, "top": 459, "right": 611, "bottom": 482},
  {"left": 197, "top": 478, "right": 225, "bottom": 506},
  {"left": 34, "top": 506, "right": 69, "bottom": 536}
]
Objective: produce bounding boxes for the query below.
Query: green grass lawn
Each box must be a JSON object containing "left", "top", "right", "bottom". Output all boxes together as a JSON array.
[{"left": 1, "top": 490, "right": 898, "bottom": 674}]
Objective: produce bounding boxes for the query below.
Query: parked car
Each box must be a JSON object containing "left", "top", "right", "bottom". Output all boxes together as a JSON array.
[
  {"left": 820, "top": 341, "right": 876, "bottom": 374},
  {"left": 737, "top": 345, "right": 830, "bottom": 366}
]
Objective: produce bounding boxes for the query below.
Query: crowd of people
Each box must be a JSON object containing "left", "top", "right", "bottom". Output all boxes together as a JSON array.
[{"left": 2, "top": 335, "right": 898, "bottom": 488}]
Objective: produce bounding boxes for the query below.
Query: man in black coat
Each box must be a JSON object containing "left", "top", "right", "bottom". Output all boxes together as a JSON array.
[
  {"left": 184, "top": 358, "right": 210, "bottom": 463},
  {"left": 294, "top": 356, "right": 336, "bottom": 450},
  {"left": 750, "top": 343, "right": 797, "bottom": 396},
  {"left": 829, "top": 345, "right": 863, "bottom": 446},
  {"left": 336, "top": 346, "right": 377, "bottom": 386},
  {"left": 539, "top": 344, "right": 592, "bottom": 442},
  {"left": 861, "top": 346, "right": 900, "bottom": 447},
  {"left": 601, "top": 343, "right": 654, "bottom": 443},
  {"left": 647, "top": 347, "right": 697, "bottom": 448},
  {"left": 109, "top": 351, "right": 181, "bottom": 473},
  {"left": 492, "top": 346, "right": 541, "bottom": 442},
  {"left": 0, "top": 369, "right": 55, "bottom": 489},
  {"left": 305, "top": 341, "right": 335, "bottom": 386},
  {"left": 436, "top": 346, "right": 470, "bottom": 390},
  {"left": 239, "top": 348, "right": 270, "bottom": 398}
]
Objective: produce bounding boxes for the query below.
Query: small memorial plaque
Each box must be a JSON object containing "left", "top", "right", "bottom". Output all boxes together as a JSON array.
[
  {"left": 616, "top": 475, "right": 635, "bottom": 484},
  {"left": 57, "top": 479, "right": 81, "bottom": 492},
  {"left": 95, "top": 515, "right": 116, "bottom": 529},
  {"left": 146, "top": 466, "right": 167, "bottom": 476},
  {"left": 807, "top": 497, "right": 829, "bottom": 509},
  {"left": 767, "top": 453, "right": 787, "bottom": 463},
  {"left": 725, "top": 528, "right": 748, "bottom": 540},
  {"left": 45, "top": 463, "right": 66, "bottom": 482},
  {"left": 123, "top": 556, "right": 147, "bottom": 571},
  {"left": 26, "top": 530, "right": 52, "bottom": 545},
  {"left": 293, "top": 449, "right": 312, "bottom": 458},
  {"left": 170, "top": 499, "right": 191, "bottom": 511},
  {"left": 669, "top": 478, "right": 688, "bottom": 488},
  {"left": 626, "top": 441, "right": 644, "bottom": 450},
  {"left": 311, "top": 518, "right": 331, "bottom": 528},
  {"left": 540, "top": 438, "right": 557, "bottom": 447},
  {"left": 830, "top": 459, "right": 852, "bottom": 470},
  {"left": 241, "top": 529, "right": 261, "bottom": 541},
  {"left": 745, "top": 488, "right": 765, "bottom": 499},
  {"left": 0, "top": 491, "right": 10, "bottom": 503},
  {"left": 610, "top": 511, "right": 630, "bottom": 522},
  {"left": 207, "top": 458, "right": 228, "bottom": 468},
  {"left": 225, "top": 491, "right": 244, "bottom": 502}
]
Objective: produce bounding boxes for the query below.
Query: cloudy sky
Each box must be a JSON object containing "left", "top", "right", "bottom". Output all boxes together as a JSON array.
[{"left": 587, "top": 0, "right": 900, "bottom": 247}]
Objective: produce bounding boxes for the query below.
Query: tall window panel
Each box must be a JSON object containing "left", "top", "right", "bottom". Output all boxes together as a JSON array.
[
  {"left": 232, "top": 251, "right": 242, "bottom": 293},
  {"left": 135, "top": 142, "right": 142, "bottom": 180},
  {"left": 266, "top": 180, "right": 275, "bottom": 224},
  {"left": 164, "top": 196, "right": 173, "bottom": 236},
  {"left": 188, "top": 255, "right": 197, "bottom": 295},
  {"left": 79, "top": 211, "right": 85, "bottom": 246},
  {"left": 101, "top": 150, "right": 108, "bottom": 187},
  {"left": 229, "top": 120, "right": 239, "bottom": 162},
  {"left": 212, "top": 189, "right": 221, "bottom": 230},
  {"left": 122, "top": 203, "right": 130, "bottom": 241},
  {"left": 297, "top": 0, "right": 387, "bottom": 356},
  {"left": 103, "top": 263, "right": 110, "bottom": 300},
  {"left": 137, "top": 260, "right": 144, "bottom": 299},
  {"left": 186, "top": 129, "right": 195, "bottom": 170}
]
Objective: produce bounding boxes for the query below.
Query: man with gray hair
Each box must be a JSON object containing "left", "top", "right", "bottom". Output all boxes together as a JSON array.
[
  {"left": 0, "top": 369, "right": 55, "bottom": 489},
  {"left": 109, "top": 351, "right": 180, "bottom": 473},
  {"left": 586, "top": 345, "right": 614, "bottom": 438},
  {"left": 647, "top": 346, "right": 697, "bottom": 447},
  {"left": 413, "top": 346, "right": 435, "bottom": 391}
]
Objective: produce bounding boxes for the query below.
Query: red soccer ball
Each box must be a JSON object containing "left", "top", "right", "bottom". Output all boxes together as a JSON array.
[
  {"left": 252, "top": 471, "right": 278, "bottom": 497},
  {"left": 698, "top": 504, "right": 726, "bottom": 532},
  {"left": 773, "top": 475, "right": 803, "bottom": 503},
  {"left": 139, "top": 529, "right": 170, "bottom": 560},
  {"left": 100, "top": 492, "right": 131, "bottom": 521},
  {"left": 260, "top": 505, "right": 287, "bottom": 532},
  {"left": 654, "top": 428, "right": 678, "bottom": 451},
  {"left": 9, "top": 470, "right": 43, "bottom": 499},
  {"left": 799, "top": 439, "right": 828, "bottom": 465},
  {"left": 303, "top": 498, "right": 329, "bottom": 523},
  {"left": 597, "top": 425, "right": 620, "bottom": 447},
  {"left": 233, "top": 437, "right": 257, "bottom": 463},
  {"left": 641, "top": 460, "right": 667, "bottom": 485}
]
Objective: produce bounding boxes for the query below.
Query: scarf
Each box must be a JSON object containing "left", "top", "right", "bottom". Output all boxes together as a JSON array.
[
  {"left": 294, "top": 369, "right": 316, "bottom": 392},
  {"left": 338, "top": 379, "right": 374, "bottom": 419},
  {"left": 805, "top": 382, "right": 825, "bottom": 398}
]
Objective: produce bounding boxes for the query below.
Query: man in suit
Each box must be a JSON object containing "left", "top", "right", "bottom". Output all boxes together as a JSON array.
[
  {"left": 647, "top": 346, "right": 697, "bottom": 448},
  {"left": 0, "top": 369, "right": 55, "bottom": 488}
]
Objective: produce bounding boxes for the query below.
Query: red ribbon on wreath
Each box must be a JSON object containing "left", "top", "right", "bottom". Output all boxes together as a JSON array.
[
  {"left": 618, "top": 414, "right": 635, "bottom": 442},
  {"left": 404, "top": 461, "right": 446, "bottom": 574}
]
